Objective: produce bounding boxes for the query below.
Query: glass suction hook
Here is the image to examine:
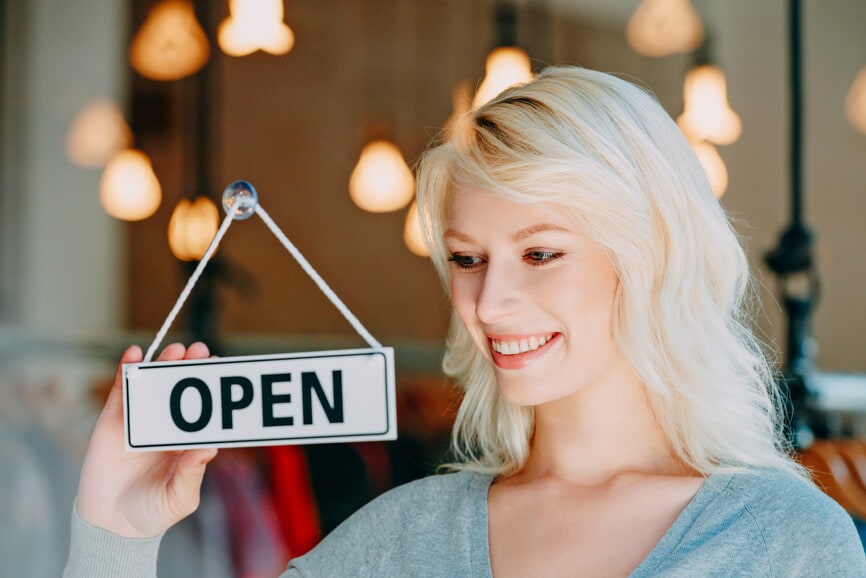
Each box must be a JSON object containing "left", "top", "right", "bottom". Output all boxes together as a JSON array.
[{"left": 222, "top": 180, "right": 259, "bottom": 220}]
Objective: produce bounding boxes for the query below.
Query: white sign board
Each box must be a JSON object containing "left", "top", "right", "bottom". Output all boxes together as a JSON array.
[{"left": 123, "top": 347, "right": 396, "bottom": 451}]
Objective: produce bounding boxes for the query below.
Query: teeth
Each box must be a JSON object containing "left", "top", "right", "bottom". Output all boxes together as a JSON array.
[{"left": 491, "top": 334, "right": 552, "bottom": 355}]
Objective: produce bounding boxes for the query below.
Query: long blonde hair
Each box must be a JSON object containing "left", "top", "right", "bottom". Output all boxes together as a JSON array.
[{"left": 416, "top": 66, "right": 802, "bottom": 478}]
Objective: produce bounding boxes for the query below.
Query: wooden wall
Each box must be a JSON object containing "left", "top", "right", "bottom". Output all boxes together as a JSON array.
[
  {"left": 124, "top": 0, "right": 866, "bottom": 373},
  {"left": 125, "top": 0, "right": 686, "bottom": 366}
]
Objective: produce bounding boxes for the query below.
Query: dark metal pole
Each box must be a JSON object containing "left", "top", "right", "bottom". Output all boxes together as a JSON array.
[
  {"left": 764, "top": 0, "right": 820, "bottom": 447},
  {"left": 187, "top": 0, "right": 220, "bottom": 353},
  {"left": 789, "top": 0, "right": 803, "bottom": 228}
]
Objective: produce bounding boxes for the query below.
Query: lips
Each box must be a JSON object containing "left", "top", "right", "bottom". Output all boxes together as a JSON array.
[{"left": 488, "top": 332, "right": 559, "bottom": 369}]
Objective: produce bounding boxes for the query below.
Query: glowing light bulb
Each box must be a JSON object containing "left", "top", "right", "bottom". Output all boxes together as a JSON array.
[
  {"left": 168, "top": 197, "right": 219, "bottom": 261},
  {"left": 691, "top": 140, "right": 728, "bottom": 198},
  {"left": 218, "top": 0, "right": 294, "bottom": 57},
  {"left": 100, "top": 149, "right": 162, "bottom": 221},
  {"left": 845, "top": 66, "right": 866, "bottom": 135},
  {"left": 349, "top": 140, "right": 415, "bottom": 213},
  {"left": 472, "top": 46, "right": 533, "bottom": 108},
  {"left": 626, "top": 0, "right": 704, "bottom": 57},
  {"left": 403, "top": 201, "right": 429, "bottom": 257},
  {"left": 677, "top": 65, "right": 742, "bottom": 145},
  {"left": 443, "top": 80, "right": 474, "bottom": 139},
  {"left": 129, "top": 0, "right": 210, "bottom": 81},
  {"left": 66, "top": 100, "right": 131, "bottom": 168}
]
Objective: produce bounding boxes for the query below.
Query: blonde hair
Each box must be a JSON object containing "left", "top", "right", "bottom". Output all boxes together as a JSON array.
[{"left": 416, "top": 66, "right": 802, "bottom": 478}]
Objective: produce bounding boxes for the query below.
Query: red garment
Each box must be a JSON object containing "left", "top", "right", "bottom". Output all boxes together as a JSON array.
[{"left": 266, "top": 445, "right": 322, "bottom": 556}]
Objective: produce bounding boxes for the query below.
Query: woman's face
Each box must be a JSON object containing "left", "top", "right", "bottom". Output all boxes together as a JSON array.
[{"left": 445, "top": 185, "right": 628, "bottom": 407}]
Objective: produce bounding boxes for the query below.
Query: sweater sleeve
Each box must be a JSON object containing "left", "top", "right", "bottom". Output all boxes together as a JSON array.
[
  {"left": 62, "top": 501, "right": 164, "bottom": 578},
  {"left": 63, "top": 472, "right": 490, "bottom": 578}
]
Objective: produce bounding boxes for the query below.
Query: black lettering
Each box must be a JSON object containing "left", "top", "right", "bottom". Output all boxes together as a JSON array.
[
  {"left": 262, "top": 373, "right": 294, "bottom": 426},
  {"left": 220, "top": 376, "right": 254, "bottom": 429},
  {"left": 169, "top": 378, "right": 213, "bottom": 432},
  {"left": 302, "top": 370, "right": 344, "bottom": 425}
]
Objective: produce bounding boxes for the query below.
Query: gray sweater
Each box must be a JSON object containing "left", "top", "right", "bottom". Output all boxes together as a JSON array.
[{"left": 65, "top": 469, "right": 866, "bottom": 577}]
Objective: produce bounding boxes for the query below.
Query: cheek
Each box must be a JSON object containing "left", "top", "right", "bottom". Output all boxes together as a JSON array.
[
  {"left": 449, "top": 276, "right": 474, "bottom": 322},
  {"left": 546, "top": 265, "right": 618, "bottom": 329}
]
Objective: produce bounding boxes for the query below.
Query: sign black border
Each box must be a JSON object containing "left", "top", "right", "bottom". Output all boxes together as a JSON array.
[{"left": 124, "top": 349, "right": 394, "bottom": 449}]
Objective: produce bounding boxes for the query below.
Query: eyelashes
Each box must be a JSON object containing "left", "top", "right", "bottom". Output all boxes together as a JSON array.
[
  {"left": 446, "top": 254, "right": 484, "bottom": 270},
  {"left": 447, "top": 250, "right": 564, "bottom": 271},
  {"left": 524, "top": 250, "right": 562, "bottom": 265}
]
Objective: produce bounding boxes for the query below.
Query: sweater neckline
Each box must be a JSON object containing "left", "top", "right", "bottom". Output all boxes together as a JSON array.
[{"left": 469, "top": 470, "right": 731, "bottom": 577}]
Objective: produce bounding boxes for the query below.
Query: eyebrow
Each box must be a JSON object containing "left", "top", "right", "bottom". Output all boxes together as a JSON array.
[
  {"left": 443, "top": 223, "right": 572, "bottom": 244},
  {"left": 511, "top": 223, "right": 571, "bottom": 241}
]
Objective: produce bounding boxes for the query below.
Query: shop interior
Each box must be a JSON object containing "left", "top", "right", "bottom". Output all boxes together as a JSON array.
[{"left": 1, "top": 0, "right": 865, "bottom": 575}]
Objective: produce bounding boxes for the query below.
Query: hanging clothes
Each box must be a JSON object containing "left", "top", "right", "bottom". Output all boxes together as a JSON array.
[
  {"left": 265, "top": 445, "right": 322, "bottom": 557},
  {"left": 209, "top": 449, "right": 289, "bottom": 578}
]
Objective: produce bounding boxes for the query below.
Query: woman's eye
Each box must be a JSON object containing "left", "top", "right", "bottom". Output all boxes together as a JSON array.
[
  {"left": 447, "top": 254, "right": 484, "bottom": 270},
  {"left": 524, "top": 250, "right": 563, "bottom": 265}
]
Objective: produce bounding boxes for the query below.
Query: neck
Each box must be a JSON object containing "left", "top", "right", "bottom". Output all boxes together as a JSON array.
[{"left": 521, "top": 364, "right": 687, "bottom": 486}]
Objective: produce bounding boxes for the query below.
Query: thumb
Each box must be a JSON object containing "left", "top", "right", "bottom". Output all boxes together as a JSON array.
[{"left": 167, "top": 449, "right": 218, "bottom": 521}]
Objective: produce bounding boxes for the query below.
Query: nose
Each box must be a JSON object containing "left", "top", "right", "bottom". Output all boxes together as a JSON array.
[{"left": 474, "top": 260, "right": 521, "bottom": 324}]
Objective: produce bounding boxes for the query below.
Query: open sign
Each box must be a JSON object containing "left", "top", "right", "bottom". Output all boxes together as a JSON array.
[{"left": 123, "top": 347, "right": 396, "bottom": 451}]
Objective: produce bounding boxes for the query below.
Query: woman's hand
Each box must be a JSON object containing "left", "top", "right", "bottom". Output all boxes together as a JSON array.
[{"left": 76, "top": 342, "right": 219, "bottom": 538}]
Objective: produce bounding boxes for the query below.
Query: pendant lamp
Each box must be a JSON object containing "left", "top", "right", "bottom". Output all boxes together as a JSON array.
[
  {"left": 626, "top": 0, "right": 704, "bottom": 57},
  {"left": 677, "top": 64, "right": 742, "bottom": 145},
  {"left": 129, "top": 0, "right": 210, "bottom": 81},
  {"left": 472, "top": 3, "right": 533, "bottom": 108},
  {"left": 472, "top": 47, "right": 533, "bottom": 108},
  {"left": 845, "top": 67, "right": 866, "bottom": 134},
  {"left": 67, "top": 100, "right": 131, "bottom": 168},
  {"left": 349, "top": 140, "right": 415, "bottom": 213},
  {"left": 168, "top": 196, "right": 219, "bottom": 261},
  {"left": 100, "top": 149, "right": 162, "bottom": 221},
  {"left": 218, "top": 0, "right": 295, "bottom": 57},
  {"left": 690, "top": 140, "right": 728, "bottom": 198},
  {"left": 403, "top": 201, "right": 429, "bottom": 257}
]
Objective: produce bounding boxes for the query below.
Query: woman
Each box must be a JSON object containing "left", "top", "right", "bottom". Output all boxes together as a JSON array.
[{"left": 65, "top": 67, "right": 865, "bottom": 577}]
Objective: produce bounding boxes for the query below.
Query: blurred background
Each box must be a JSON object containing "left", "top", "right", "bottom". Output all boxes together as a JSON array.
[{"left": 1, "top": 0, "right": 865, "bottom": 575}]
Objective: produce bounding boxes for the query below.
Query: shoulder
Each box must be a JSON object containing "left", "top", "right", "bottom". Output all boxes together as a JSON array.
[
  {"left": 370, "top": 472, "right": 491, "bottom": 505},
  {"left": 695, "top": 469, "right": 865, "bottom": 576},
  {"left": 287, "top": 470, "right": 494, "bottom": 577},
  {"left": 716, "top": 469, "right": 854, "bottom": 534},
  {"left": 342, "top": 469, "right": 491, "bottom": 527}
]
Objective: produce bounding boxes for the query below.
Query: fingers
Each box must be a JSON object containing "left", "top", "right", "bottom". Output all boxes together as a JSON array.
[
  {"left": 154, "top": 342, "right": 210, "bottom": 363},
  {"left": 123, "top": 344, "right": 144, "bottom": 364},
  {"left": 156, "top": 342, "right": 188, "bottom": 362},
  {"left": 103, "top": 342, "right": 210, "bottom": 424},
  {"left": 105, "top": 342, "right": 208, "bottom": 415},
  {"left": 112, "top": 345, "right": 143, "bottom": 389},
  {"left": 186, "top": 341, "right": 210, "bottom": 360},
  {"left": 104, "top": 345, "right": 144, "bottom": 412}
]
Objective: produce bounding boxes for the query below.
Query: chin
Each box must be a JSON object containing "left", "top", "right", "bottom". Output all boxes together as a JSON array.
[{"left": 494, "top": 372, "right": 568, "bottom": 408}]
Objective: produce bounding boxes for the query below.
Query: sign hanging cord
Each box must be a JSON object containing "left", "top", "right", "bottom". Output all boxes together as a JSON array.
[
  {"left": 144, "top": 190, "right": 382, "bottom": 362},
  {"left": 144, "top": 212, "right": 234, "bottom": 362},
  {"left": 254, "top": 205, "right": 382, "bottom": 350}
]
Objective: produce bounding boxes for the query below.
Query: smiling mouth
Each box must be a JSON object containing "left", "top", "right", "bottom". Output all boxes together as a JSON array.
[{"left": 490, "top": 333, "right": 556, "bottom": 356}]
